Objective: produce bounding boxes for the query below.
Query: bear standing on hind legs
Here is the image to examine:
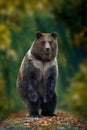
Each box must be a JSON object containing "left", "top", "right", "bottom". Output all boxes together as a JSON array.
[{"left": 16, "top": 32, "right": 58, "bottom": 117}]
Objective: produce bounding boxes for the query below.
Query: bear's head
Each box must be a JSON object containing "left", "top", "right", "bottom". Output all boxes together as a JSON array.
[{"left": 31, "top": 32, "right": 58, "bottom": 61}]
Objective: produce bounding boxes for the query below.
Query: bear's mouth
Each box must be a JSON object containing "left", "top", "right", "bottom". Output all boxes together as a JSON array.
[
  {"left": 44, "top": 52, "right": 50, "bottom": 55},
  {"left": 42, "top": 51, "right": 52, "bottom": 61},
  {"left": 44, "top": 48, "right": 51, "bottom": 55}
]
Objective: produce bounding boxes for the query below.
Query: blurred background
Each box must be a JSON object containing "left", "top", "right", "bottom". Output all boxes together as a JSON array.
[{"left": 0, "top": 0, "right": 87, "bottom": 121}]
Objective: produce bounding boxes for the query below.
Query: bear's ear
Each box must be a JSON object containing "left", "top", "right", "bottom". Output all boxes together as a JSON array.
[
  {"left": 51, "top": 32, "right": 57, "bottom": 39},
  {"left": 36, "top": 31, "right": 42, "bottom": 39}
]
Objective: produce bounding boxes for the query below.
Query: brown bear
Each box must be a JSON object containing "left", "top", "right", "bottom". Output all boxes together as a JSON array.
[{"left": 16, "top": 32, "right": 58, "bottom": 117}]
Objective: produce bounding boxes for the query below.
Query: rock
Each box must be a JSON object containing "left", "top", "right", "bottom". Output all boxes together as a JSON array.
[{"left": 58, "top": 126, "right": 65, "bottom": 130}]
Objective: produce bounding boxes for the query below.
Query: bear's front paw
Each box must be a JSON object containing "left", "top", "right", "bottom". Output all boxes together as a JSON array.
[
  {"left": 43, "top": 94, "right": 51, "bottom": 103},
  {"left": 29, "top": 93, "right": 38, "bottom": 102}
]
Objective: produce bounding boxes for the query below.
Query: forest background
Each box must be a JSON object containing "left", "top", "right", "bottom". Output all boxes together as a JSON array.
[{"left": 0, "top": 0, "right": 87, "bottom": 121}]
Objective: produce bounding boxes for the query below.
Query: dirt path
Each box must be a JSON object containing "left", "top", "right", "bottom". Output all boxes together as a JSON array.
[{"left": 0, "top": 110, "right": 87, "bottom": 130}]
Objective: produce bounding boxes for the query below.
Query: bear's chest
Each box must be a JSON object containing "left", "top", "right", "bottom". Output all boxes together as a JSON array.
[
  {"left": 32, "top": 59, "right": 56, "bottom": 78},
  {"left": 27, "top": 50, "right": 58, "bottom": 81}
]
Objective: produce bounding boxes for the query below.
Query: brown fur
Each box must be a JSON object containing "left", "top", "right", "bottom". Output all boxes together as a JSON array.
[{"left": 31, "top": 33, "right": 58, "bottom": 61}]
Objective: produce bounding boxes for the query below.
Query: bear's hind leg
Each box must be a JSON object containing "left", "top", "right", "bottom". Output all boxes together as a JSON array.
[
  {"left": 41, "top": 93, "right": 57, "bottom": 116},
  {"left": 28, "top": 100, "right": 40, "bottom": 117}
]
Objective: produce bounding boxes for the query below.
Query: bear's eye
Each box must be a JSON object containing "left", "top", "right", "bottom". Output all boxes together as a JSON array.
[
  {"left": 49, "top": 41, "right": 52, "bottom": 44},
  {"left": 41, "top": 41, "right": 45, "bottom": 45}
]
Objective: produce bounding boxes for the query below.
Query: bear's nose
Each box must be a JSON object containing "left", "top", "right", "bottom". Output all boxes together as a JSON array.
[{"left": 45, "top": 48, "right": 50, "bottom": 54}]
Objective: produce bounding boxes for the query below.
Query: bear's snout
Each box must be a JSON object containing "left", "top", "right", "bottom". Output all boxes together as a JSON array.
[
  {"left": 44, "top": 42, "right": 51, "bottom": 55},
  {"left": 44, "top": 47, "right": 51, "bottom": 55}
]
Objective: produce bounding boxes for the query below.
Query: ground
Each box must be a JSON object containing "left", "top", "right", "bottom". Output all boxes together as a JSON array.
[{"left": 0, "top": 110, "right": 87, "bottom": 130}]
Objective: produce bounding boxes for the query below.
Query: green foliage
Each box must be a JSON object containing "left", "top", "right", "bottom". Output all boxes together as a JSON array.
[
  {"left": 0, "top": 23, "right": 11, "bottom": 50},
  {"left": 51, "top": 0, "right": 87, "bottom": 33},
  {"left": 0, "top": 74, "right": 14, "bottom": 121},
  {"left": 62, "top": 63, "right": 87, "bottom": 116}
]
